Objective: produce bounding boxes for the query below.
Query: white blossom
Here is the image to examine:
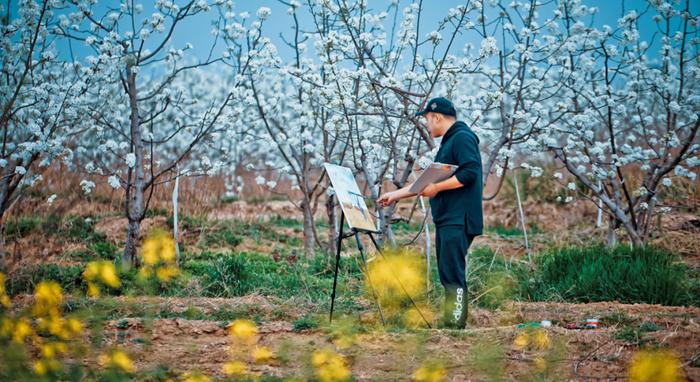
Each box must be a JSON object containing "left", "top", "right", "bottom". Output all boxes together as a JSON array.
[
  {"left": 108, "top": 175, "right": 121, "bottom": 189},
  {"left": 80, "top": 180, "right": 96, "bottom": 195},
  {"left": 125, "top": 153, "right": 136, "bottom": 168}
]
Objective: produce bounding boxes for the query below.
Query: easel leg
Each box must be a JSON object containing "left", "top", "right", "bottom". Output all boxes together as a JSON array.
[
  {"left": 353, "top": 232, "right": 386, "bottom": 325},
  {"left": 329, "top": 211, "right": 345, "bottom": 323}
]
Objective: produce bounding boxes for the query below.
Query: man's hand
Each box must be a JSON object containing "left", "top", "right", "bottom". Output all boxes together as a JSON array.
[
  {"left": 377, "top": 191, "right": 399, "bottom": 207},
  {"left": 420, "top": 183, "right": 440, "bottom": 198}
]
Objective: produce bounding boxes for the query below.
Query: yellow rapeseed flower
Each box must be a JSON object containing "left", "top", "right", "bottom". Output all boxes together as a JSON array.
[
  {"left": 367, "top": 250, "right": 425, "bottom": 306},
  {"left": 87, "top": 282, "right": 101, "bottom": 297},
  {"left": 12, "top": 317, "right": 34, "bottom": 343},
  {"left": 0, "top": 272, "right": 10, "bottom": 308},
  {"left": 229, "top": 319, "right": 257, "bottom": 343},
  {"left": 413, "top": 361, "right": 447, "bottom": 382},
  {"left": 141, "top": 230, "right": 176, "bottom": 266},
  {"left": 534, "top": 357, "right": 547, "bottom": 372},
  {"left": 532, "top": 329, "right": 550, "bottom": 350},
  {"left": 404, "top": 304, "right": 435, "bottom": 329},
  {"left": 252, "top": 346, "right": 276, "bottom": 364},
  {"left": 99, "top": 349, "right": 135, "bottom": 373},
  {"left": 66, "top": 318, "right": 83, "bottom": 335},
  {"left": 140, "top": 230, "right": 179, "bottom": 282},
  {"left": 311, "top": 349, "right": 351, "bottom": 382},
  {"left": 84, "top": 260, "right": 120, "bottom": 297},
  {"left": 155, "top": 264, "right": 179, "bottom": 282},
  {"left": 32, "top": 281, "right": 63, "bottom": 317},
  {"left": 99, "top": 262, "right": 120, "bottom": 288},
  {"left": 33, "top": 358, "right": 61, "bottom": 376},
  {"left": 84, "top": 261, "right": 100, "bottom": 281},
  {"left": 33, "top": 281, "right": 63, "bottom": 318},
  {"left": 0, "top": 317, "right": 13, "bottom": 337},
  {"left": 222, "top": 360, "right": 247, "bottom": 376},
  {"left": 513, "top": 333, "right": 528, "bottom": 349},
  {"left": 41, "top": 342, "right": 67, "bottom": 359},
  {"left": 628, "top": 349, "right": 682, "bottom": 382},
  {"left": 182, "top": 371, "right": 211, "bottom": 382}
]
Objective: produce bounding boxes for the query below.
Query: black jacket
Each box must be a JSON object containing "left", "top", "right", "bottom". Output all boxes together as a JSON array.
[{"left": 429, "top": 121, "right": 483, "bottom": 234}]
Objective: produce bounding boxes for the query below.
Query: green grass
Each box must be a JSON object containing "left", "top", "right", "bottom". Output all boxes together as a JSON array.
[
  {"left": 8, "top": 212, "right": 695, "bottom": 311},
  {"left": 486, "top": 224, "right": 542, "bottom": 237},
  {"left": 4, "top": 216, "right": 41, "bottom": 238},
  {"left": 521, "top": 244, "right": 697, "bottom": 306},
  {"left": 391, "top": 221, "right": 424, "bottom": 233},
  {"left": 201, "top": 224, "right": 244, "bottom": 248},
  {"left": 6, "top": 264, "right": 84, "bottom": 296},
  {"left": 220, "top": 195, "right": 240, "bottom": 204},
  {"left": 270, "top": 215, "right": 303, "bottom": 229},
  {"left": 466, "top": 246, "right": 528, "bottom": 308},
  {"left": 292, "top": 314, "right": 320, "bottom": 332},
  {"left": 180, "top": 251, "right": 362, "bottom": 307}
]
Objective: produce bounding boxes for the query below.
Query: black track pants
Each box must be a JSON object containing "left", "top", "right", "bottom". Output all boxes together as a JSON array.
[{"left": 435, "top": 225, "right": 476, "bottom": 329}]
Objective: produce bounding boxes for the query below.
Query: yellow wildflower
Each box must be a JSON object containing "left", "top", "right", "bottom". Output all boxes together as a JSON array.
[
  {"left": 12, "top": 317, "right": 34, "bottom": 343},
  {"left": 182, "top": 371, "right": 211, "bottom": 382},
  {"left": 141, "top": 230, "right": 176, "bottom": 266},
  {"left": 84, "top": 261, "right": 100, "bottom": 281},
  {"left": 0, "top": 272, "right": 10, "bottom": 308},
  {"left": 534, "top": 357, "right": 547, "bottom": 372},
  {"left": 155, "top": 265, "right": 179, "bottom": 282},
  {"left": 41, "top": 342, "right": 67, "bottom": 359},
  {"left": 367, "top": 250, "right": 426, "bottom": 307},
  {"left": 229, "top": 319, "right": 257, "bottom": 343},
  {"left": 513, "top": 333, "right": 528, "bottom": 349},
  {"left": 532, "top": 329, "right": 550, "bottom": 350},
  {"left": 34, "top": 358, "right": 61, "bottom": 376},
  {"left": 99, "top": 262, "right": 120, "bottom": 288},
  {"left": 84, "top": 261, "right": 121, "bottom": 297},
  {"left": 99, "top": 349, "right": 135, "bottom": 373},
  {"left": 628, "top": 349, "right": 682, "bottom": 382},
  {"left": 0, "top": 317, "right": 12, "bottom": 337},
  {"left": 33, "top": 281, "right": 63, "bottom": 318},
  {"left": 222, "top": 360, "right": 247, "bottom": 376},
  {"left": 404, "top": 304, "right": 435, "bottom": 329},
  {"left": 413, "top": 361, "right": 447, "bottom": 382},
  {"left": 311, "top": 349, "right": 351, "bottom": 382},
  {"left": 140, "top": 230, "right": 179, "bottom": 282},
  {"left": 252, "top": 346, "right": 276, "bottom": 364},
  {"left": 66, "top": 318, "right": 83, "bottom": 335},
  {"left": 87, "top": 282, "right": 101, "bottom": 297}
]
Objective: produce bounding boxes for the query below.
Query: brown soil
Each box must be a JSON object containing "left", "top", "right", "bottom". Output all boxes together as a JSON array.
[{"left": 89, "top": 297, "right": 700, "bottom": 381}]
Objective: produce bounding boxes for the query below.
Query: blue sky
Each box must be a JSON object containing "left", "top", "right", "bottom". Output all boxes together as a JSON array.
[
  {"left": 13, "top": 0, "right": 697, "bottom": 66},
  {"left": 159, "top": 0, "right": 696, "bottom": 65}
]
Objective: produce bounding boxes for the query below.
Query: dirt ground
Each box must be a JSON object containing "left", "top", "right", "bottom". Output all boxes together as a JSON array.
[
  {"left": 91, "top": 296, "right": 700, "bottom": 381},
  {"left": 5, "top": 189, "right": 700, "bottom": 380}
]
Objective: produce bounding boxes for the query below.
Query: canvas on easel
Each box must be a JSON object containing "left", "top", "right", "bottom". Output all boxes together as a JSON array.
[{"left": 323, "top": 163, "right": 378, "bottom": 233}]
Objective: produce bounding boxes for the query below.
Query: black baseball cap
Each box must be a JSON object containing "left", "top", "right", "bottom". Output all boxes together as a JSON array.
[{"left": 415, "top": 97, "right": 456, "bottom": 117}]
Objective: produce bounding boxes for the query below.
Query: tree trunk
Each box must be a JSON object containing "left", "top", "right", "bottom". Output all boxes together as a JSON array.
[
  {"left": 122, "top": 65, "right": 145, "bottom": 267},
  {"left": 606, "top": 217, "right": 617, "bottom": 248},
  {"left": 301, "top": 199, "right": 316, "bottom": 258},
  {"left": 124, "top": 219, "right": 141, "bottom": 267}
]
